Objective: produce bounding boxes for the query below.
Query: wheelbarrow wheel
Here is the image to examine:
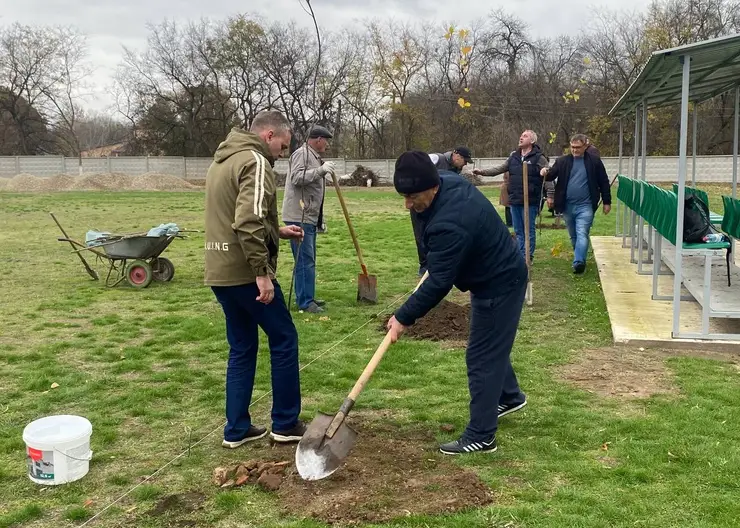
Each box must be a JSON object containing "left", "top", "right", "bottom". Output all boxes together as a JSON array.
[
  {"left": 151, "top": 257, "right": 175, "bottom": 282},
  {"left": 126, "top": 260, "right": 153, "bottom": 288}
]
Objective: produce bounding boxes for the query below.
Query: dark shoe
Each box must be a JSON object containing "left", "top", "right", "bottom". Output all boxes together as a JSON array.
[
  {"left": 573, "top": 261, "right": 586, "bottom": 274},
  {"left": 270, "top": 420, "right": 307, "bottom": 443},
  {"left": 440, "top": 435, "right": 497, "bottom": 455},
  {"left": 222, "top": 425, "right": 267, "bottom": 448},
  {"left": 498, "top": 399, "right": 527, "bottom": 418},
  {"left": 303, "top": 302, "right": 323, "bottom": 313},
  {"left": 314, "top": 299, "right": 326, "bottom": 307}
]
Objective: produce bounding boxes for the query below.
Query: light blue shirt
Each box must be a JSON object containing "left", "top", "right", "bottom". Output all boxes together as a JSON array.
[{"left": 566, "top": 157, "right": 590, "bottom": 205}]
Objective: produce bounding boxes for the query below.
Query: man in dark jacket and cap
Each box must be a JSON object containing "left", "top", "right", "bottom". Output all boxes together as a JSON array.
[
  {"left": 410, "top": 146, "right": 473, "bottom": 276},
  {"left": 473, "top": 130, "right": 548, "bottom": 261},
  {"left": 387, "top": 151, "right": 529, "bottom": 455}
]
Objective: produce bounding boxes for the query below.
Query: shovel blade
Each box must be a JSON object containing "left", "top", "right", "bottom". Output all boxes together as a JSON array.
[
  {"left": 357, "top": 273, "right": 378, "bottom": 304},
  {"left": 295, "top": 411, "right": 358, "bottom": 481}
]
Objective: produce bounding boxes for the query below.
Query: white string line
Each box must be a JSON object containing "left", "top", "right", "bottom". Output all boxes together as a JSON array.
[{"left": 79, "top": 285, "right": 416, "bottom": 527}]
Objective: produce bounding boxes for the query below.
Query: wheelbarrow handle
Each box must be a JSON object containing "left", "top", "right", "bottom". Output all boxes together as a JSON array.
[{"left": 325, "top": 271, "right": 429, "bottom": 438}]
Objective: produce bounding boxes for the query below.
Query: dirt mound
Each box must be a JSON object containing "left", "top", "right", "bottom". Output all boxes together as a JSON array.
[
  {"left": 5, "top": 173, "right": 45, "bottom": 192},
  {"left": 71, "top": 172, "right": 133, "bottom": 191},
  {"left": 45, "top": 173, "right": 77, "bottom": 191},
  {"left": 340, "top": 165, "right": 380, "bottom": 187},
  {"left": 274, "top": 421, "right": 493, "bottom": 525},
  {"left": 381, "top": 300, "right": 470, "bottom": 342},
  {"left": 131, "top": 172, "right": 196, "bottom": 191}
]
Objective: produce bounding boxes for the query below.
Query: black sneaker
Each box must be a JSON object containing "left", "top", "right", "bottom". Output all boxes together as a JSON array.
[
  {"left": 222, "top": 425, "right": 267, "bottom": 449},
  {"left": 439, "top": 436, "right": 497, "bottom": 455},
  {"left": 498, "top": 399, "right": 527, "bottom": 418},
  {"left": 573, "top": 261, "right": 586, "bottom": 274},
  {"left": 314, "top": 299, "right": 326, "bottom": 307},
  {"left": 270, "top": 420, "right": 307, "bottom": 443}
]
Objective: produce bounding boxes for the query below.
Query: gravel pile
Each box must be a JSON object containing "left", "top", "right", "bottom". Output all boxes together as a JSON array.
[
  {"left": 1, "top": 172, "right": 197, "bottom": 192},
  {"left": 131, "top": 172, "right": 196, "bottom": 190},
  {"left": 5, "top": 174, "right": 45, "bottom": 192}
]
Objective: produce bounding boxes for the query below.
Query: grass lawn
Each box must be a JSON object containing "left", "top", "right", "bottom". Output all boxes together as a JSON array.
[{"left": 1, "top": 183, "right": 739, "bottom": 527}]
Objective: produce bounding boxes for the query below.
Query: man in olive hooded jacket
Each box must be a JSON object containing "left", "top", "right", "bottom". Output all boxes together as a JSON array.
[{"left": 204, "top": 110, "right": 307, "bottom": 448}]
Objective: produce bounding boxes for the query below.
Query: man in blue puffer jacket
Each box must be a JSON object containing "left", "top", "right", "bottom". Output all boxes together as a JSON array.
[{"left": 387, "top": 151, "right": 529, "bottom": 456}]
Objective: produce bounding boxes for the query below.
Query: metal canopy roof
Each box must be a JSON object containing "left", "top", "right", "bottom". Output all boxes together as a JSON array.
[{"left": 609, "top": 33, "right": 740, "bottom": 118}]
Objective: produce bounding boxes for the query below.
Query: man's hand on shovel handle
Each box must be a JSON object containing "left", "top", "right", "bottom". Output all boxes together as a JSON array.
[
  {"left": 387, "top": 316, "right": 407, "bottom": 343},
  {"left": 279, "top": 225, "right": 304, "bottom": 242}
]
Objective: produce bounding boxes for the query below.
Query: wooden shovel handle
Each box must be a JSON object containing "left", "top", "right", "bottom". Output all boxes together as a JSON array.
[{"left": 329, "top": 170, "right": 368, "bottom": 274}]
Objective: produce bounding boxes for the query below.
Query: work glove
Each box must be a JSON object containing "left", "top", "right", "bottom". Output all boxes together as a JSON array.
[{"left": 318, "top": 161, "right": 336, "bottom": 176}]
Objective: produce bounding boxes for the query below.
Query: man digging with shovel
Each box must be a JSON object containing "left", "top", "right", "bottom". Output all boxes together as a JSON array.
[{"left": 387, "top": 151, "right": 529, "bottom": 455}]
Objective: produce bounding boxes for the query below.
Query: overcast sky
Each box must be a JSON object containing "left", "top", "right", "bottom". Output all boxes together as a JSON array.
[{"left": 3, "top": 0, "right": 649, "bottom": 113}]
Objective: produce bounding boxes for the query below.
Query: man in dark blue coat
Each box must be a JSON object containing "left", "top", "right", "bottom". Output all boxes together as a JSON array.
[
  {"left": 387, "top": 151, "right": 529, "bottom": 455},
  {"left": 541, "top": 134, "right": 611, "bottom": 274}
]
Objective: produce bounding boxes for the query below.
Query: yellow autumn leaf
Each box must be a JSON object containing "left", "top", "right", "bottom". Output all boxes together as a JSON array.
[
  {"left": 464, "top": 87, "right": 470, "bottom": 93},
  {"left": 458, "top": 29, "right": 468, "bottom": 39},
  {"left": 580, "top": 78, "right": 587, "bottom": 84},
  {"left": 573, "top": 93, "right": 580, "bottom": 102},
  {"left": 548, "top": 132, "right": 557, "bottom": 144},
  {"left": 551, "top": 242, "right": 564, "bottom": 257},
  {"left": 461, "top": 46, "right": 472, "bottom": 56},
  {"left": 583, "top": 57, "right": 592, "bottom": 65},
  {"left": 464, "top": 101, "right": 471, "bottom": 107},
  {"left": 458, "top": 97, "right": 466, "bottom": 107}
]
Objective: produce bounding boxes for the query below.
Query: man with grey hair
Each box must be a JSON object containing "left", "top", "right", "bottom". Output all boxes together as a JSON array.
[
  {"left": 541, "top": 133, "right": 611, "bottom": 274},
  {"left": 473, "top": 130, "right": 548, "bottom": 261},
  {"left": 281, "top": 125, "right": 336, "bottom": 313},
  {"left": 205, "top": 109, "right": 308, "bottom": 449}
]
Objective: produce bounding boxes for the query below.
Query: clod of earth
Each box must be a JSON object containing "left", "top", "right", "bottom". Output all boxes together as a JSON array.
[
  {"left": 213, "top": 460, "right": 290, "bottom": 491},
  {"left": 380, "top": 300, "right": 470, "bottom": 342}
]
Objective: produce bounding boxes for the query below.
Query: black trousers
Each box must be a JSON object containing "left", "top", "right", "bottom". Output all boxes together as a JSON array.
[
  {"left": 504, "top": 206, "right": 513, "bottom": 226},
  {"left": 464, "top": 276, "right": 527, "bottom": 442}
]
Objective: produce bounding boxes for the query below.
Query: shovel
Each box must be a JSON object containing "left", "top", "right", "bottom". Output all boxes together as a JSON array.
[
  {"left": 50, "top": 213, "right": 99, "bottom": 281},
  {"left": 522, "top": 163, "right": 533, "bottom": 306},
  {"left": 295, "top": 271, "right": 429, "bottom": 481},
  {"left": 329, "top": 171, "right": 378, "bottom": 304}
]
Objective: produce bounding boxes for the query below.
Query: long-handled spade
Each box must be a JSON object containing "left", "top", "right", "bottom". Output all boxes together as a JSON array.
[
  {"left": 329, "top": 170, "right": 378, "bottom": 303},
  {"left": 295, "top": 271, "right": 429, "bottom": 481},
  {"left": 523, "top": 163, "right": 533, "bottom": 306}
]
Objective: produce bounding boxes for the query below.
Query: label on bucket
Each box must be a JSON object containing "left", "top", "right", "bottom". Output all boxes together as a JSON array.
[{"left": 27, "top": 447, "right": 54, "bottom": 480}]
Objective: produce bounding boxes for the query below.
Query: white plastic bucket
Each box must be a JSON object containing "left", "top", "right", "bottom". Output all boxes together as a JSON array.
[{"left": 22, "top": 415, "right": 93, "bottom": 485}]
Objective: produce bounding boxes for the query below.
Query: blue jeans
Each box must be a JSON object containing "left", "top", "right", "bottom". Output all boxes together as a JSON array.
[
  {"left": 564, "top": 202, "right": 595, "bottom": 265},
  {"left": 510, "top": 205, "right": 539, "bottom": 261},
  {"left": 285, "top": 222, "right": 317, "bottom": 309},
  {"left": 464, "top": 275, "right": 527, "bottom": 442},
  {"left": 211, "top": 281, "right": 301, "bottom": 442}
]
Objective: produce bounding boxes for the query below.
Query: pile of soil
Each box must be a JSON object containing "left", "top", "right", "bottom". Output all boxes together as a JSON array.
[
  {"left": 339, "top": 165, "right": 380, "bottom": 187},
  {"left": 381, "top": 300, "right": 470, "bottom": 342},
  {"left": 131, "top": 172, "right": 196, "bottom": 191},
  {"left": 0, "top": 177, "right": 11, "bottom": 190},
  {"left": 460, "top": 169, "right": 484, "bottom": 186},
  {"left": 1, "top": 171, "right": 196, "bottom": 192},
  {"left": 276, "top": 421, "right": 493, "bottom": 525},
  {"left": 5, "top": 173, "right": 45, "bottom": 192}
]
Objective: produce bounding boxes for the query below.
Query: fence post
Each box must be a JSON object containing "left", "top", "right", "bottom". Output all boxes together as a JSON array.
[
  {"left": 15, "top": 156, "right": 20, "bottom": 175},
  {"left": 385, "top": 159, "right": 391, "bottom": 181},
  {"left": 183, "top": 157, "right": 187, "bottom": 179},
  {"left": 107, "top": 156, "right": 112, "bottom": 173},
  {"left": 146, "top": 155, "right": 150, "bottom": 173}
]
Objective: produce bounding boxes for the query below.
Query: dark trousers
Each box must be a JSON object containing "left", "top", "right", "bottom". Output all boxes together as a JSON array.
[
  {"left": 410, "top": 210, "right": 426, "bottom": 274},
  {"left": 211, "top": 281, "right": 301, "bottom": 442},
  {"left": 464, "top": 276, "right": 527, "bottom": 442},
  {"left": 285, "top": 221, "right": 317, "bottom": 309},
  {"left": 504, "top": 206, "right": 513, "bottom": 227}
]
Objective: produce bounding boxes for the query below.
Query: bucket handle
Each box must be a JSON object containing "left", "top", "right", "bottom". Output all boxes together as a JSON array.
[{"left": 54, "top": 448, "right": 93, "bottom": 461}]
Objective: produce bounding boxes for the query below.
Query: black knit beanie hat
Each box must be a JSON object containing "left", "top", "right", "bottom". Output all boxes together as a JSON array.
[{"left": 393, "top": 150, "right": 441, "bottom": 194}]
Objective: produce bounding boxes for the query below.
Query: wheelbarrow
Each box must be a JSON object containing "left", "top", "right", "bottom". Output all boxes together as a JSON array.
[{"left": 52, "top": 213, "right": 183, "bottom": 289}]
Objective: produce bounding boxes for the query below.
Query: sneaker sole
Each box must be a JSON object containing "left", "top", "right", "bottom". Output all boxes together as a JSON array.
[
  {"left": 498, "top": 400, "right": 527, "bottom": 418},
  {"left": 270, "top": 433, "right": 303, "bottom": 443},
  {"left": 222, "top": 430, "right": 268, "bottom": 449},
  {"left": 439, "top": 445, "right": 497, "bottom": 456}
]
